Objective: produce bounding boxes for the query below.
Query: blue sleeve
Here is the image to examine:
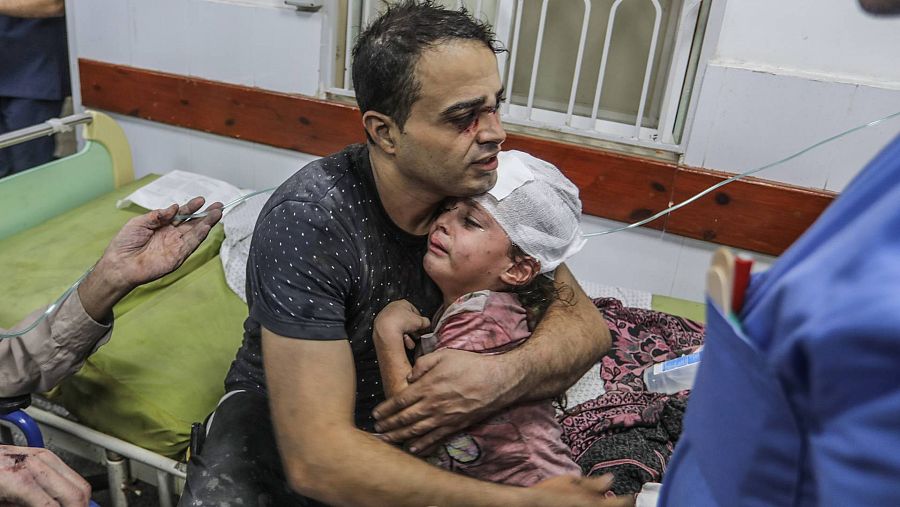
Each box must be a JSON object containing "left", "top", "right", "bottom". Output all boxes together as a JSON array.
[
  {"left": 735, "top": 136, "right": 900, "bottom": 504},
  {"left": 809, "top": 300, "right": 900, "bottom": 506},
  {"left": 783, "top": 269, "right": 900, "bottom": 504},
  {"left": 247, "top": 200, "right": 356, "bottom": 340}
]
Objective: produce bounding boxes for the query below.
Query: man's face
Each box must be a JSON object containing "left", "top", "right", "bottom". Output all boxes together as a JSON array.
[{"left": 392, "top": 40, "right": 506, "bottom": 198}]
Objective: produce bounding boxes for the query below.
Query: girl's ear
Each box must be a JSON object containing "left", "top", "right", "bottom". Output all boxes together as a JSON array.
[{"left": 500, "top": 256, "right": 540, "bottom": 287}]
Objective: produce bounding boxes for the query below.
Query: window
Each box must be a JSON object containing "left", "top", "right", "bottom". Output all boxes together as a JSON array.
[{"left": 325, "top": 0, "right": 711, "bottom": 153}]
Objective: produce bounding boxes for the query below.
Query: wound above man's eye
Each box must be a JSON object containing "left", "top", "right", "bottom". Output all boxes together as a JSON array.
[
  {"left": 462, "top": 116, "right": 480, "bottom": 134},
  {"left": 451, "top": 113, "right": 478, "bottom": 132}
]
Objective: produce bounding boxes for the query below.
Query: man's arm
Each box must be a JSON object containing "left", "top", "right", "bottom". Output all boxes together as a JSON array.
[
  {"left": 496, "top": 263, "right": 609, "bottom": 400},
  {"left": 263, "top": 329, "right": 624, "bottom": 507},
  {"left": 0, "top": 0, "right": 64, "bottom": 17},
  {"left": 0, "top": 290, "right": 111, "bottom": 397},
  {"left": 373, "top": 264, "right": 609, "bottom": 452}
]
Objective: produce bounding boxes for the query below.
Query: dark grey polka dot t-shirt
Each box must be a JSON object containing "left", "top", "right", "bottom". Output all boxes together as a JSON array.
[{"left": 225, "top": 144, "right": 441, "bottom": 431}]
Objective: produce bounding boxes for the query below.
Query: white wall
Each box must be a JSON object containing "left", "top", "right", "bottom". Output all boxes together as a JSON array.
[
  {"left": 67, "top": 0, "right": 897, "bottom": 302},
  {"left": 683, "top": 0, "right": 900, "bottom": 192},
  {"left": 111, "top": 113, "right": 318, "bottom": 190},
  {"left": 715, "top": 0, "right": 900, "bottom": 85},
  {"left": 568, "top": 215, "right": 775, "bottom": 302},
  {"left": 73, "top": 0, "right": 322, "bottom": 95},
  {"left": 70, "top": 0, "right": 325, "bottom": 189}
]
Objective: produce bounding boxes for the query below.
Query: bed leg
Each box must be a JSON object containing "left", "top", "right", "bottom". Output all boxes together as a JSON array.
[
  {"left": 156, "top": 470, "right": 174, "bottom": 507},
  {"left": 0, "top": 425, "right": 13, "bottom": 444},
  {"left": 105, "top": 450, "right": 130, "bottom": 507}
]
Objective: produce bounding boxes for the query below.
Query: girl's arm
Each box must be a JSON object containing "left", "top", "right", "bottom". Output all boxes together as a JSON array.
[{"left": 373, "top": 300, "right": 430, "bottom": 397}]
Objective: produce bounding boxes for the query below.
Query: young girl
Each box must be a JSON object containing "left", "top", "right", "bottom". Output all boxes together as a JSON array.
[{"left": 373, "top": 150, "right": 586, "bottom": 487}]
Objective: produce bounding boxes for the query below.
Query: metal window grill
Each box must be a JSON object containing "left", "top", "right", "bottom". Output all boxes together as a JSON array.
[{"left": 326, "top": 0, "right": 708, "bottom": 153}]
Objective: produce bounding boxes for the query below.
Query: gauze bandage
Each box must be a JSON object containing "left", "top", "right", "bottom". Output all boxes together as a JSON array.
[{"left": 472, "top": 150, "right": 586, "bottom": 275}]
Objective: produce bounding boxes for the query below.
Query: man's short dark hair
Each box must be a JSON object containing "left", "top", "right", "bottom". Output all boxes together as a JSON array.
[{"left": 351, "top": 0, "right": 503, "bottom": 134}]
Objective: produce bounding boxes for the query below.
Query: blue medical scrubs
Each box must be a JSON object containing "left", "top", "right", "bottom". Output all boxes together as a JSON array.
[
  {"left": 660, "top": 134, "right": 900, "bottom": 506},
  {"left": 0, "top": 15, "right": 70, "bottom": 177}
]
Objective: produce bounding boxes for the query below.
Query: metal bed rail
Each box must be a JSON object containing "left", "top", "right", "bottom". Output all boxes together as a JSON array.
[
  {"left": 1, "top": 406, "right": 185, "bottom": 507},
  {"left": 0, "top": 113, "right": 92, "bottom": 150}
]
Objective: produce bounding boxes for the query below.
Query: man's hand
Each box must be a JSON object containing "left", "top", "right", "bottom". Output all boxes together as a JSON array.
[
  {"left": 373, "top": 300, "right": 431, "bottom": 351},
  {"left": 533, "top": 474, "right": 635, "bottom": 507},
  {"left": 373, "top": 349, "right": 517, "bottom": 454},
  {"left": 0, "top": 446, "right": 91, "bottom": 506},
  {"left": 79, "top": 197, "right": 223, "bottom": 321}
]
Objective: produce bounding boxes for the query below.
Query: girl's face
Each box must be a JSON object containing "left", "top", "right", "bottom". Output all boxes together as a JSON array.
[{"left": 423, "top": 199, "right": 515, "bottom": 300}]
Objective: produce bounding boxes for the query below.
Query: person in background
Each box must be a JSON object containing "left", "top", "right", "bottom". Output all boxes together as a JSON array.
[
  {"left": 658, "top": 2, "right": 900, "bottom": 505},
  {"left": 0, "top": 197, "right": 223, "bottom": 506},
  {"left": 0, "top": 0, "right": 69, "bottom": 178}
]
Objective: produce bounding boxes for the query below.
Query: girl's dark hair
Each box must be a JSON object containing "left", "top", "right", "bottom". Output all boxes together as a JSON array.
[
  {"left": 507, "top": 244, "right": 574, "bottom": 331},
  {"left": 351, "top": 0, "right": 504, "bottom": 135},
  {"left": 506, "top": 244, "right": 576, "bottom": 413}
]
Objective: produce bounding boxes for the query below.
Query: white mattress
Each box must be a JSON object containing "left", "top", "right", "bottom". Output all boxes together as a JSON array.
[{"left": 565, "top": 283, "right": 652, "bottom": 407}]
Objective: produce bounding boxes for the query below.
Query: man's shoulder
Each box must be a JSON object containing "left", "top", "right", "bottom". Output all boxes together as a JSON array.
[
  {"left": 286, "top": 144, "right": 366, "bottom": 196},
  {"left": 260, "top": 144, "right": 370, "bottom": 220}
]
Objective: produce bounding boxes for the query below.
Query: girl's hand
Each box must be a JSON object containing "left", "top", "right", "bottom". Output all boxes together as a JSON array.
[{"left": 374, "top": 300, "right": 431, "bottom": 349}]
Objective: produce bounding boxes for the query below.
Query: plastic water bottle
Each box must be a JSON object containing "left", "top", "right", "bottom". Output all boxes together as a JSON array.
[{"left": 643, "top": 348, "right": 703, "bottom": 394}]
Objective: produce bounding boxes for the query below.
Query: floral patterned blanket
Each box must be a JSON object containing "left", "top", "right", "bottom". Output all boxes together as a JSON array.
[{"left": 559, "top": 298, "right": 705, "bottom": 494}]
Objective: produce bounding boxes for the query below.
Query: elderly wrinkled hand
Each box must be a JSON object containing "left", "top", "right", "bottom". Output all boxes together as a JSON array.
[
  {"left": 76, "top": 197, "right": 224, "bottom": 323},
  {"left": 0, "top": 445, "right": 91, "bottom": 507},
  {"left": 96, "top": 197, "right": 224, "bottom": 291},
  {"left": 372, "top": 347, "right": 517, "bottom": 454}
]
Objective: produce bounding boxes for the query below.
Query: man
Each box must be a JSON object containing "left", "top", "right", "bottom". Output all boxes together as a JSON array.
[
  {"left": 659, "top": 2, "right": 900, "bottom": 505},
  {"left": 0, "top": 0, "right": 69, "bottom": 178},
  {"left": 182, "top": 2, "right": 629, "bottom": 506},
  {"left": 1, "top": 197, "right": 222, "bottom": 506}
]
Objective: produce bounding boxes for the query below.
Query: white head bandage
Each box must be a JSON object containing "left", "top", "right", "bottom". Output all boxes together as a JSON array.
[{"left": 472, "top": 150, "right": 586, "bottom": 275}]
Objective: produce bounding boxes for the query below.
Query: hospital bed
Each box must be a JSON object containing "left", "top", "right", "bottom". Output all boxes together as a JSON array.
[
  {"left": 0, "top": 111, "right": 245, "bottom": 506},
  {"left": 0, "top": 113, "right": 704, "bottom": 506}
]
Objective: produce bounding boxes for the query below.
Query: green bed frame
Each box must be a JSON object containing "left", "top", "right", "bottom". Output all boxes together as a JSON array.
[{"left": 0, "top": 112, "right": 135, "bottom": 240}]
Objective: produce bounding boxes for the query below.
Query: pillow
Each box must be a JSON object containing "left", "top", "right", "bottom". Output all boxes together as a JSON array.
[{"left": 50, "top": 258, "right": 247, "bottom": 458}]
